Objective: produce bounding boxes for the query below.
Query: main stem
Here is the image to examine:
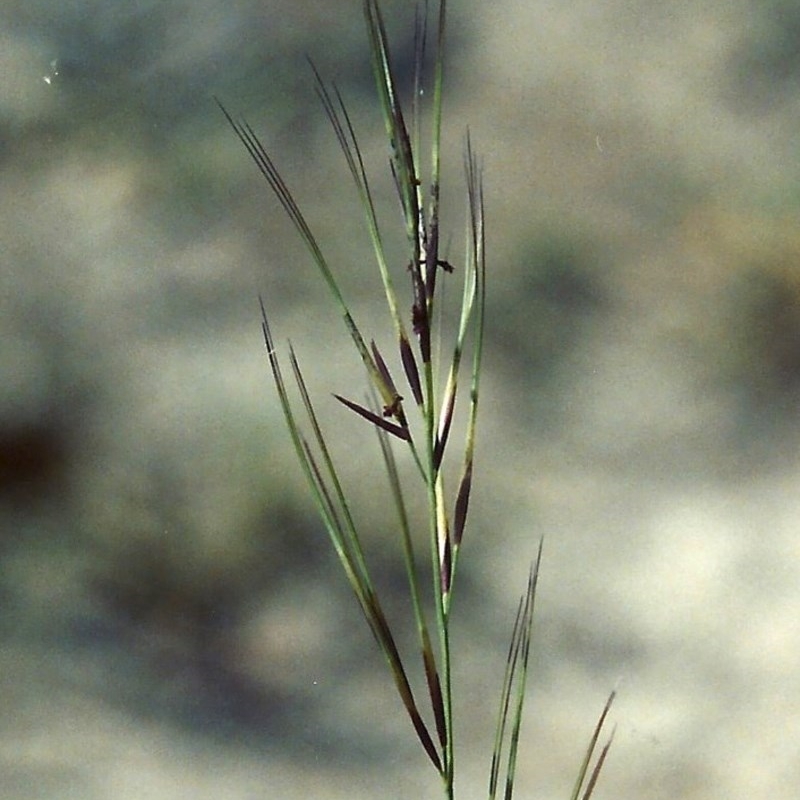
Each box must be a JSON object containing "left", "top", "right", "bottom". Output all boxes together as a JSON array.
[{"left": 424, "top": 358, "right": 454, "bottom": 797}]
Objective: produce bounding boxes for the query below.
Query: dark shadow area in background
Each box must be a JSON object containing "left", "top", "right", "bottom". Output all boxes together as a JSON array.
[{"left": 726, "top": 0, "right": 800, "bottom": 111}]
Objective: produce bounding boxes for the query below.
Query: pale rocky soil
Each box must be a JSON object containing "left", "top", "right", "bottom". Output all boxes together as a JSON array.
[{"left": 2, "top": 1, "right": 799, "bottom": 798}]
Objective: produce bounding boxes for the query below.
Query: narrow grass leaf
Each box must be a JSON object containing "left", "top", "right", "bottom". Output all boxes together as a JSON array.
[
  {"left": 569, "top": 689, "right": 617, "bottom": 800},
  {"left": 410, "top": 0, "right": 428, "bottom": 159},
  {"left": 267, "top": 303, "right": 440, "bottom": 772},
  {"left": 400, "top": 331, "right": 424, "bottom": 408},
  {"left": 362, "top": 0, "right": 435, "bottom": 367},
  {"left": 432, "top": 372, "right": 456, "bottom": 472},
  {"left": 423, "top": 646, "right": 448, "bottom": 751},
  {"left": 260, "top": 300, "right": 374, "bottom": 605},
  {"left": 489, "top": 540, "right": 543, "bottom": 800},
  {"left": 435, "top": 472, "right": 452, "bottom": 597},
  {"left": 488, "top": 593, "right": 526, "bottom": 799},
  {"left": 372, "top": 412, "right": 447, "bottom": 753},
  {"left": 451, "top": 135, "right": 486, "bottom": 564},
  {"left": 580, "top": 723, "right": 616, "bottom": 800},
  {"left": 368, "top": 590, "right": 443, "bottom": 772},
  {"left": 219, "top": 100, "right": 399, "bottom": 442},
  {"left": 309, "top": 61, "right": 411, "bottom": 347},
  {"left": 334, "top": 393, "right": 411, "bottom": 441},
  {"left": 370, "top": 340, "right": 406, "bottom": 423},
  {"left": 286, "top": 346, "right": 371, "bottom": 582},
  {"left": 422, "top": 0, "right": 447, "bottom": 301},
  {"left": 451, "top": 458, "right": 471, "bottom": 546},
  {"left": 501, "top": 559, "right": 539, "bottom": 800},
  {"left": 218, "top": 101, "right": 343, "bottom": 307},
  {"left": 363, "top": 0, "right": 420, "bottom": 246},
  {"left": 340, "top": 310, "right": 409, "bottom": 431}
]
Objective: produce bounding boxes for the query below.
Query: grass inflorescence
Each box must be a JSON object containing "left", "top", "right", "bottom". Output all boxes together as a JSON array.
[{"left": 219, "top": 1, "right": 615, "bottom": 796}]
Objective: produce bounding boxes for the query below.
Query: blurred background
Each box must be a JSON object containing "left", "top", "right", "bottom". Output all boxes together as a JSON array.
[{"left": 2, "top": 0, "right": 800, "bottom": 797}]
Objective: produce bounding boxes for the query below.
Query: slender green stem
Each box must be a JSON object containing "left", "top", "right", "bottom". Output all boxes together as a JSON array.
[{"left": 425, "top": 355, "right": 454, "bottom": 794}]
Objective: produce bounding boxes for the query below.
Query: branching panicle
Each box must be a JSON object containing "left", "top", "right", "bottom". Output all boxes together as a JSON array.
[{"left": 224, "top": 2, "right": 615, "bottom": 798}]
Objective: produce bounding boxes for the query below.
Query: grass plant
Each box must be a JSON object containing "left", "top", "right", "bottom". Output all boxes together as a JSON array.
[{"left": 219, "top": 1, "right": 615, "bottom": 796}]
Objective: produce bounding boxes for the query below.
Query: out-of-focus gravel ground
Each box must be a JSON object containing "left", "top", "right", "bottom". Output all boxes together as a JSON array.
[{"left": 3, "top": 0, "right": 800, "bottom": 797}]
